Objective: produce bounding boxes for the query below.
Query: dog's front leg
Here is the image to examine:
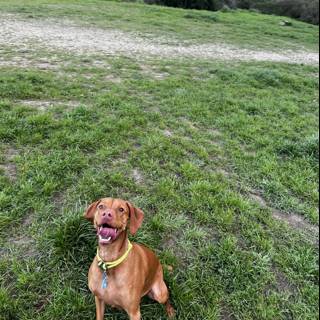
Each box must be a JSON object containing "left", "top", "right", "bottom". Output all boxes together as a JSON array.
[
  {"left": 95, "top": 296, "right": 105, "bottom": 320},
  {"left": 127, "top": 307, "right": 141, "bottom": 320}
]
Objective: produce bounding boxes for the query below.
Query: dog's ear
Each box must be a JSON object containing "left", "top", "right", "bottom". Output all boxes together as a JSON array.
[
  {"left": 84, "top": 200, "right": 101, "bottom": 222},
  {"left": 126, "top": 202, "right": 144, "bottom": 235}
]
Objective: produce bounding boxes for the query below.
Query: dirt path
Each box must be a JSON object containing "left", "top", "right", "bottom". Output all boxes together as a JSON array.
[{"left": 0, "top": 14, "right": 319, "bottom": 65}]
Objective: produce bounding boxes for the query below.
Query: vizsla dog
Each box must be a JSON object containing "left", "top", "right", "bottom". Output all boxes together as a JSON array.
[{"left": 84, "top": 198, "right": 175, "bottom": 320}]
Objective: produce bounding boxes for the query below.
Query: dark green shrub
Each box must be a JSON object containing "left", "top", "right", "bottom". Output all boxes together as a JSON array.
[
  {"left": 243, "top": 0, "right": 319, "bottom": 24},
  {"left": 237, "top": 0, "right": 251, "bottom": 9},
  {"left": 143, "top": 0, "right": 319, "bottom": 24},
  {"left": 152, "top": 0, "right": 224, "bottom": 10}
]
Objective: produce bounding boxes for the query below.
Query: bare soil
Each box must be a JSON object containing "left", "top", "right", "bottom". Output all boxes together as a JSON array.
[
  {"left": 249, "top": 191, "right": 319, "bottom": 245},
  {"left": 0, "top": 15, "right": 318, "bottom": 65}
]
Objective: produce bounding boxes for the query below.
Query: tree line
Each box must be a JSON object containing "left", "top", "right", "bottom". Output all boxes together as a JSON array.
[{"left": 144, "top": 0, "right": 319, "bottom": 24}]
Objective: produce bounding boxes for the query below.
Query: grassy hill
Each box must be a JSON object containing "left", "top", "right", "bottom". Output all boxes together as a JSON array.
[
  {"left": 0, "top": 0, "right": 319, "bottom": 51},
  {"left": 0, "top": 1, "right": 319, "bottom": 319}
]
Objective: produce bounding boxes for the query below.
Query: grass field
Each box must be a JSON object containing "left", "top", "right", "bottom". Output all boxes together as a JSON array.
[{"left": 0, "top": 1, "right": 319, "bottom": 319}]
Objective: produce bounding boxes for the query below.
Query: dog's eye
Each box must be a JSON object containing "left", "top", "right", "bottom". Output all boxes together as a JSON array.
[
  {"left": 98, "top": 204, "right": 104, "bottom": 210},
  {"left": 119, "top": 208, "right": 125, "bottom": 213}
]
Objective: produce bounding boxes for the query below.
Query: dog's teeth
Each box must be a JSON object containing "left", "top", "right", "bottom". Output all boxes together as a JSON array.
[{"left": 106, "top": 237, "right": 111, "bottom": 241}]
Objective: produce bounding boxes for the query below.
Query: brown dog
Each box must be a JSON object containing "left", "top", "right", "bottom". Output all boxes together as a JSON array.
[{"left": 84, "top": 198, "right": 175, "bottom": 320}]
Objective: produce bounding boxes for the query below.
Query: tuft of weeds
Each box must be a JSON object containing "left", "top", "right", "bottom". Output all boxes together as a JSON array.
[{"left": 276, "top": 133, "right": 319, "bottom": 160}]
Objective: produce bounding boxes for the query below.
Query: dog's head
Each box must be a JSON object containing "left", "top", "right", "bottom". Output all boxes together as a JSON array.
[{"left": 84, "top": 198, "right": 144, "bottom": 245}]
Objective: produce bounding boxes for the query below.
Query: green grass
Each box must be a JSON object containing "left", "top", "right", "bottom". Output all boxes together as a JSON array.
[
  {"left": 0, "top": 1, "right": 319, "bottom": 320},
  {"left": 0, "top": 0, "right": 319, "bottom": 51}
]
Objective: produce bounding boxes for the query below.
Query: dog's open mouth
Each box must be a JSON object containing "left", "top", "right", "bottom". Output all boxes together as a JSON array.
[{"left": 97, "top": 224, "right": 119, "bottom": 244}]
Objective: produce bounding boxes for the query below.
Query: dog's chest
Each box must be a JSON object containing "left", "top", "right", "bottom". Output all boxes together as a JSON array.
[
  {"left": 89, "top": 266, "right": 132, "bottom": 306},
  {"left": 91, "top": 279, "right": 117, "bottom": 304}
]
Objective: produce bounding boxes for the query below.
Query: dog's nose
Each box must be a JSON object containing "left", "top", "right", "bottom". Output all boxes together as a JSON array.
[{"left": 102, "top": 211, "right": 113, "bottom": 220}]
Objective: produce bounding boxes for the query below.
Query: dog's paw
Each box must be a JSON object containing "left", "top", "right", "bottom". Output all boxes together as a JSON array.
[{"left": 166, "top": 302, "right": 176, "bottom": 319}]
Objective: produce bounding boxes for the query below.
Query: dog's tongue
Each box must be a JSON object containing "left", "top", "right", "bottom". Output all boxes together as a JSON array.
[{"left": 99, "top": 227, "right": 117, "bottom": 238}]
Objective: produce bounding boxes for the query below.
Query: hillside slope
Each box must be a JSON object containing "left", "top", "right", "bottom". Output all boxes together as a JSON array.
[
  {"left": 0, "top": 14, "right": 318, "bottom": 65},
  {"left": 0, "top": 0, "right": 319, "bottom": 51},
  {"left": 0, "top": 1, "right": 319, "bottom": 320}
]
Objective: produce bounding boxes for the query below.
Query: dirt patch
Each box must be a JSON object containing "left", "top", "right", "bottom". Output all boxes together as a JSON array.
[
  {"left": 52, "top": 192, "right": 65, "bottom": 210},
  {"left": 220, "top": 302, "right": 235, "bottom": 320},
  {"left": 249, "top": 191, "right": 319, "bottom": 243},
  {"left": 11, "top": 235, "right": 34, "bottom": 246},
  {"left": 105, "top": 74, "right": 122, "bottom": 83},
  {"left": 149, "top": 106, "right": 161, "bottom": 113},
  {"left": 274, "top": 268, "right": 296, "bottom": 293},
  {"left": 0, "top": 146, "right": 19, "bottom": 181},
  {"left": 132, "top": 168, "right": 144, "bottom": 185},
  {"left": 0, "top": 15, "right": 318, "bottom": 65},
  {"left": 180, "top": 118, "right": 198, "bottom": 131},
  {"left": 22, "top": 214, "right": 33, "bottom": 227},
  {"left": 264, "top": 266, "right": 296, "bottom": 300},
  {"left": 249, "top": 192, "right": 267, "bottom": 207},
  {"left": 163, "top": 129, "right": 173, "bottom": 137},
  {"left": 0, "top": 163, "right": 17, "bottom": 181},
  {"left": 208, "top": 128, "right": 222, "bottom": 136},
  {"left": 8, "top": 234, "right": 37, "bottom": 258},
  {"left": 5, "top": 146, "right": 19, "bottom": 160},
  {"left": 0, "top": 49, "right": 61, "bottom": 69},
  {"left": 17, "top": 99, "right": 81, "bottom": 111},
  {"left": 272, "top": 209, "right": 319, "bottom": 236},
  {"left": 207, "top": 129, "right": 223, "bottom": 148},
  {"left": 139, "top": 64, "right": 169, "bottom": 80}
]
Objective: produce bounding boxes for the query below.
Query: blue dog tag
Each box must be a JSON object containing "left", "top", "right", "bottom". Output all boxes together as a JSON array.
[{"left": 102, "top": 271, "right": 108, "bottom": 289}]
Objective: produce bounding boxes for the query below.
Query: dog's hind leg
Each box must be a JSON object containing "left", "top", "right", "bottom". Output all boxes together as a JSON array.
[{"left": 148, "top": 265, "right": 176, "bottom": 318}]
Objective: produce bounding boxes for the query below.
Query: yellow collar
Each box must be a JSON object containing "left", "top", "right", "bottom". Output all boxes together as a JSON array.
[{"left": 96, "top": 240, "right": 133, "bottom": 271}]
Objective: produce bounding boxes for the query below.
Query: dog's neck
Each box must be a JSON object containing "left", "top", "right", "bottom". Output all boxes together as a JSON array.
[{"left": 98, "top": 231, "right": 128, "bottom": 262}]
